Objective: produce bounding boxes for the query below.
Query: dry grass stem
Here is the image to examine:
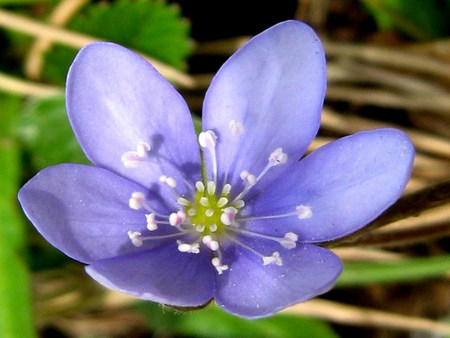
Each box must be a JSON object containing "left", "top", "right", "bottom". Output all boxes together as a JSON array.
[
  {"left": 0, "top": 72, "right": 62, "bottom": 96},
  {"left": 332, "top": 247, "right": 405, "bottom": 261},
  {"left": 24, "top": 0, "right": 89, "bottom": 79},
  {"left": 284, "top": 299, "right": 450, "bottom": 335},
  {"left": 322, "top": 108, "right": 450, "bottom": 159}
]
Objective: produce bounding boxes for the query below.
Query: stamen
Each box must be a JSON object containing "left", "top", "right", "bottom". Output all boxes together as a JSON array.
[
  {"left": 280, "top": 232, "right": 298, "bottom": 249},
  {"left": 199, "top": 130, "right": 218, "bottom": 184},
  {"left": 136, "top": 142, "right": 151, "bottom": 157},
  {"left": 229, "top": 120, "right": 244, "bottom": 135},
  {"left": 296, "top": 205, "right": 313, "bottom": 219},
  {"left": 198, "top": 130, "right": 217, "bottom": 149},
  {"left": 202, "top": 235, "right": 219, "bottom": 251},
  {"left": 121, "top": 152, "right": 142, "bottom": 168},
  {"left": 169, "top": 211, "right": 186, "bottom": 226},
  {"left": 177, "top": 197, "right": 190, "bottom": 206},
  {"left": 212, "top": 257, "right": 229, "bottom": 274},
  {"left": 262, "top": 251, "right": 283, "bottom": 266},
  {"left": 145, "top": 213, "right": 158, "bottom": 231},
  {"left": 233, "top": 199, "right": 245, "bottom": 209},
  {"left": 255, "top": 148, "right": 288, "bottom": 183},
  {"left": 121, "top": 142, "right": 151, "bottom": 168},
  {"left": 238, "top": 204, "right": 312, "bottom": 222},
  {"left": 128, "top": 192, "right": 170, "bottom": 218},
  {"left": 127, "top": 231, "right": 143, "bottom": 247},
  {"left": 177, "top": 240, "right": 200, "bottom": 254},
  {"left": 129, "top": 192, "right": 146, "bottom": 210},
  {"left": 228, "top": 235, "right": 284, "bottom": 266},
  {"left": 240, "top": 170, "right": 256, "bottom": 186},
  {"left": 159, "top": 175, "right": 177, "bottom": 188},
  {"left": 220, "top": 207, "right": 238, "bottom": 226},
  {"left": 268, "top": 147, "right": 288, "bottom": 165},
  {"left": 221, "top": 183, "right": 231, "bottom": 195},
  {"left": 227, "top": 227, "right": 298, "bottom": 250}
]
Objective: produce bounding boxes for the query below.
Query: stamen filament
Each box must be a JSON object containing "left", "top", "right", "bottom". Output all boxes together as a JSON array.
[{"left": 225, "top": 234, "right": 282, "bottom": 266}]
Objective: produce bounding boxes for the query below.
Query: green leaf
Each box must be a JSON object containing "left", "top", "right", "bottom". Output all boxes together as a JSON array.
[
  {"left": 337, "top": 255, "right": 450, "bottom": 287},
  {"left": 362, "top": 0, "right": 448, "bottom": 40},
  {"left": 0, "top": 94, "right": 36, "bottom": 338},
  {"left": 136, "top": 302, "right": 337, "bottom": 338},
  {"left": 43, "top": 0, "right": 192, "bottom": 84},
  {"left": 0, "top": 0, "right": 44, "bottom": 4},
  {"left": 17, "top": 95, "right": 89, "bottom": 169}
]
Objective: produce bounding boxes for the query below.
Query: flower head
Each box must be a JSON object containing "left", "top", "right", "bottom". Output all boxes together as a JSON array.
[{"left": 18, "top": 21, "right": 414, "bottom": 318}]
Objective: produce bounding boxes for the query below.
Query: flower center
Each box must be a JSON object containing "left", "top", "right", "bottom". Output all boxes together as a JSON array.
[
  {"left": 122, "top": 126, "right": 313, "bottom": 275},
  {"left": 185, "top": 181, "right": 236, "bottom": 235}
]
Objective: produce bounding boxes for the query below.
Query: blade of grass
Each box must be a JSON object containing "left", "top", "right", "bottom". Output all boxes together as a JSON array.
[
  {"left": 0, "top": 95, "right": 36, "bottom": 338},
  {"left": 337, "top": 254, "right": 450, "bottom": 287}
]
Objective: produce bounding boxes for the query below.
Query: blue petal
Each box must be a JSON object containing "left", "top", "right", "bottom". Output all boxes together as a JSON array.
[
  {"left": 18, "top": 164, "right": 175, "bottom": 263},
  {"left": 202, "top": 21, "right": 326, "bottom": 193},
  {"left": 244, "top": 128, "right": 414, "bottom": 242},
  {"left": 215, "top": 239, "right": 341, "bottom": 318},
  {"left": 66, "top": 42, "right": 200, "bottom": 194},
  {"left": 86, "top": 242, "right": 215, "bottom": 307}
]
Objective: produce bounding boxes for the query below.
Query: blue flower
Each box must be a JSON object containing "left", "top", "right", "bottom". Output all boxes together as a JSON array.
[{"left": 18, "top": 21, "right": 414, "bottom": 318}]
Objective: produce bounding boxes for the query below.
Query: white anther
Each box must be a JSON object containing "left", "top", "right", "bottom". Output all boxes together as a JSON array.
[
  {"left": 209, "top": 224, "right": 218, "bottom": 232},
  {"left": 121, "top": 152, "right": 142, "bottom": 168},
  {"left": 207, "top": 181, "right": 216, "bottom": 195},
  {"left": 159, "top": 175, "right": 177, "bottom": 188},
  {"left": 220, "top": 207, "right": 237, "bottom": 226},
  {"left": 127, "top": 231, "right": 143, "bottom": 247},
  {"left": 199, "top": 197, "right": 209, "bottom": 207},
  {"left": 217, "top": 197, "right": 228, "bottom": 208},
  {"left": 221, "top": 184, "right": 231, "bottom": 195},
  {"left": 169, "top": 211, "right": 186, "bottom": 226},
  {"left": 263, "top": 251, "right": 283, "bottom": 266},
  {"left": 229, "top": 120, "right": 244, "bottom": 135},
  {"left": 177, "top": 197, "right": 190, "bottom": 206},
  {"left": 234, "top": 199, "right": 245, "bottom": 209},
  {"left": 195, "top": 181, "right": 205, "bottom": 192},
  {"left": 296, "top": 205, "right": 313, "bottom": 219},
  {"left": 202, "top": 235, "right": 219, "bottom": 251},
  {"left": 177, "top": 240, "right": 200, "bottom": 254},
  {"left": 212, "top": 257, "right": 229, "bottom": 274},
  {"left": 136, "top": 141, "right": 151, "bottom": 157},
  {"left": 145, "top": 213, "right": 158, "bottom": 231},
  {"left": 280, "top": 232, "right": 298, "bottom": 249},
  {"left": 121, "top": 142, "right": 151, "bottom": 168},
  {"left": 205, "top": 209, "right": 214, "bottom": 217},
  {"left": 240, "top": 170, "right": 256, "bottom": 186},
  {"left": 268, "top": 148, "right": 288, "bottom": 166},
  {"left": 198, "top": 130, "right": 217, "bottom": 149},
  {"left": 129, "top": 192, "right": 146, "bottom": 210},
  {"left": 187, "top": 208, "right": 197, "bottom": 216}
]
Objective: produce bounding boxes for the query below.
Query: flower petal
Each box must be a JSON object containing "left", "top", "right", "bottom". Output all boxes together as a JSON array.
[
  {"left": 202, "top": 21, "right": 326, "bottom": 191},
  {"left": 86, "top": 242, "right": 215, "bottom": 307},
  {"left": 215, "top": 240, "right": 341, "bottom": 318},
  {"left": 244, "top": 128, "right": 414, "bottom": 242},
  {"left": 18, "top": 164, "right": 174, "bottom": 263},
  {"left": 66, "top": 42, "right": 200, "bottom": 193}
]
